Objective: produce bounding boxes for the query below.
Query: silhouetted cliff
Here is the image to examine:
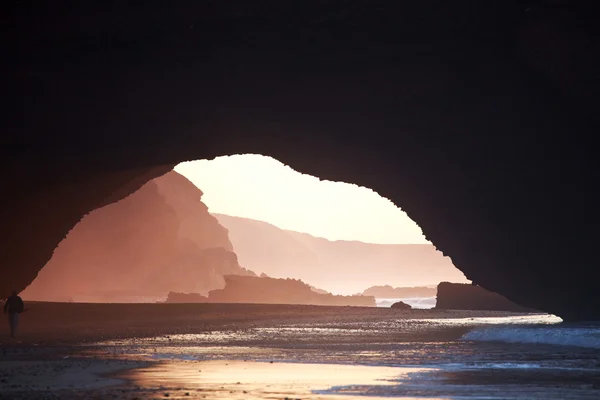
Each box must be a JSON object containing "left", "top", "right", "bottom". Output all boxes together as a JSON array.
[
  {"left": 213, "top": 214, "right": 319, "bottom": 275},
  {"left": 362, "top": 285, "right": 436, "bottom": 298},
  {"left": 435, "top": 282, "right": 537, "bottom": 313},
  {"left": 207, "top": 275, "right": 375, "bottom": 306},
  {"left": 213, "top": 214, "right": 467, "bottom": 294},
  {"left": 23, "top": 172, "right": 254, "bottom": 302}
]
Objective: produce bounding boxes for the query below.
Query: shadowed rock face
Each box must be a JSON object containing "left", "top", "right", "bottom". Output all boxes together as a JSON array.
[
  {"left": 435, "top": 282, "right": 537, "bottom": 313},
  {"left": 22, "top": 172, "right": 254, "bottom": 302},
  {"left": 5, "top": 2, "right": 600, "bottom": 319}
]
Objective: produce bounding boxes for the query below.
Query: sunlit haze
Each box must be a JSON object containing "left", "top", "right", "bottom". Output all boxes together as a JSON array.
[{"left": 175, "top": 155, "right": 429, "bottom": 245}]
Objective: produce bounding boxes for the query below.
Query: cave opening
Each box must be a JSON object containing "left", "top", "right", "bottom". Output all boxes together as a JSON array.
[
  {"left": 20, "top": 153, "right": 469, "bottom": 308},
  {"left": 5, "top": 2, "right": 600, "bottom": 396}
]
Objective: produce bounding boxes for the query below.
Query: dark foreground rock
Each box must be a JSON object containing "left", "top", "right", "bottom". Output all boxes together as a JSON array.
[{"left": 435, "top": 282, "right": 538, "bottom": 313}]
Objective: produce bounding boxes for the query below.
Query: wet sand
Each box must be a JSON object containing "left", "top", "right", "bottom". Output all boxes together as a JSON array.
[
  {"left": 0, "top": 301, "right": 526, "bottom": 345},
  {"left": 0, "top": 302, "right": 546, "bottom": 399},
  {"left": 0, "top": 358, "right": 439, "bottom": 400},
  {"left": 123, "top": 359, "right": 432, "bottom": 399},
  {"left": 0, "top": 358, "right": 147, "bottom": 393}
]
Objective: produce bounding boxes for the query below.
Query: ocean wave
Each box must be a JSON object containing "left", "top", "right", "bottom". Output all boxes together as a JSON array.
[
  {"left": 441, "top": 362, "right": 543, "bottom": 370},
  {"left": 462, "top": 325, "right": 600, "bottom": 349}
]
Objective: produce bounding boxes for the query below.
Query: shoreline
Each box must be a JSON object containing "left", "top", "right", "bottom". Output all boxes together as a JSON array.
[
  {"left": 0, "top": 303, "right": 558, "bottom": 399},
  {"left": 0, "top": 301, "right": 547, "bottom": 346}
]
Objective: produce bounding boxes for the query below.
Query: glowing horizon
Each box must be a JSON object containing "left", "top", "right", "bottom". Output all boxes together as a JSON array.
[{"left": 175, "top": 154, "right": 429, "bottom": 245}]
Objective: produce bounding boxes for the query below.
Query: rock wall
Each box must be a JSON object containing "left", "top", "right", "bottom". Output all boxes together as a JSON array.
[
  {"left": 22, "top": 172, "right": 254, "bottom": 302},
  {"left": 207, "top": 275, "right": 376, "bottom": 307},
  {"left": 5, "top": 2, "right": 600, "bottom": 319},
  {"left": 435, "top": 282, "right": 537, "bottom": 313}
]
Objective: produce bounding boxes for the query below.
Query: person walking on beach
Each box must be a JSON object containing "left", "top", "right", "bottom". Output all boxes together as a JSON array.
[{"left": 3, "top": 290, "right": 24, "bottom": 339}]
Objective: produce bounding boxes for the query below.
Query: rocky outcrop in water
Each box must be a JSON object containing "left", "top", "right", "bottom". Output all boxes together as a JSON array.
[
  {"left": 391, "top": 301, "right": 412, "bottom": 310},
  {"left": 207, "top": 275, "right": 375, "bottom": 307},
  {"left": 22, "top": 172, "right": 254, "bottom": 302},
  {"left": 435, "top": 282, "right": 537, "bottom": 313}
]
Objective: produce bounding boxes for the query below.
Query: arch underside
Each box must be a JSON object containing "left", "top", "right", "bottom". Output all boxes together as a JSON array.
[{"left": 5, "top": 1, "right": 600, "bottom": 320}]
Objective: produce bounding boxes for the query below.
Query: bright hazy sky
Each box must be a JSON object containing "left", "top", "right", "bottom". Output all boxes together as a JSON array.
[{"left": 175, "top": 154, "right": 429, "bottom": 244}]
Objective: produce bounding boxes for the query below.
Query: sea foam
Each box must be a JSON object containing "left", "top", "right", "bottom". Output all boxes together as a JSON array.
[{"left": 462, "top": 324, "right": 600, "bottom": 349}]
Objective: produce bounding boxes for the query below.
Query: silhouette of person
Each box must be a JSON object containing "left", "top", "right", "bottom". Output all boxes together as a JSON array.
[{"left": 4, "top": 290, "right": 24, "bottom": 339}]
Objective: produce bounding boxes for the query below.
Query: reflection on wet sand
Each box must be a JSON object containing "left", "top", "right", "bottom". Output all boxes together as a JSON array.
[
  {"left": 123, "top": 360, "right": 439, "bottom": 400},
  {"left": 2, "top": 307, "right": 582, "bottom": 399}
]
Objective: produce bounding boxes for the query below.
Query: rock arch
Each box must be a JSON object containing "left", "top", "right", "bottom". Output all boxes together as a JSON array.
[{"left": 5, "top": 1, "right": 600, "bottom": 320}]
